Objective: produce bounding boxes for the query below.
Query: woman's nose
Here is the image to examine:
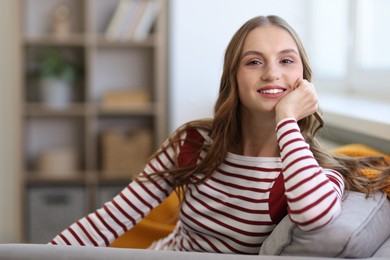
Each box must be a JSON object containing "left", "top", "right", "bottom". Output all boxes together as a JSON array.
[{"left": 260, "top": 65, "right": 280, "bottom": 81}]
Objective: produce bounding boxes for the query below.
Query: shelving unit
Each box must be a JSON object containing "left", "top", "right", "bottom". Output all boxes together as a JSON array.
[{"left": 19, "top": 0, "right": 167, "bottom": 243}]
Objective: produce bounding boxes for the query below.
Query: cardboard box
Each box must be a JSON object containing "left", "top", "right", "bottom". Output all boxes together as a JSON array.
[
  {"left": 37, "top": 148, "right": 78, "bottom": 178},
  {"left": 101, "top": 129, "right": 153, "bottom": 178},
  {"left": 100, "top": 89, "right": 151, "bottom": 110}
]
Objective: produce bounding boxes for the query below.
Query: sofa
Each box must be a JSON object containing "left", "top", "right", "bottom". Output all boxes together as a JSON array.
[
  {"left": 0, "top": 242, "right": 388, "bottom": 260},
  {"left": 0, "top": 189, "right": 389, "bottom": 259},
  {"left": 0, "top": 144, "right": 389, "bottom": 259}
]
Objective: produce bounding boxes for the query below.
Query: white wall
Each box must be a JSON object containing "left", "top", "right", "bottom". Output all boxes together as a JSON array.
[
  {"left": 0, "top": 0, "right": 21, "bottom": 242},
  {"left": 168, "top": 0, "right": 308, "bottom": 132}
]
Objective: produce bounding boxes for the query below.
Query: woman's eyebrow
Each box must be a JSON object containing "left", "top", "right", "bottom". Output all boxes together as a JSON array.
[
  {"left": 241, "top": 50, "right": 263, "bottom": 58},
  {"left": 279, "top": 48, "right": 298, "bottom": 55},
  {"left": 241, "top": 48, "right": 298, "bottom": 58}
]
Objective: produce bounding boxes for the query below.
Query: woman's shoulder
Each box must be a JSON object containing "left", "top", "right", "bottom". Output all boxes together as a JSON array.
[
  {"left": 174, "top": 119, "right": 213, "bottom": 144},
  {"left": 174, "top": 119, "right": 213, "bottom": 168}
]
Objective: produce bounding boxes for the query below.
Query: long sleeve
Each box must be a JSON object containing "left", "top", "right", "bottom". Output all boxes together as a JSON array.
[
  {"left": 276, "top": 118, "right": 344, "bottom": 231},
  {"left": 49, "top": 134, "right": 180, "bottom": 246}
]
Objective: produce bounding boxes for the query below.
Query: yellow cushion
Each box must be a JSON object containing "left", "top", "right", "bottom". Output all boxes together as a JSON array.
[
  {"left": 109, "top": 191, "right": 179, "bottom": 248},
  {"left": 332, "top": 144, "right": 390, "bottom": 196}
]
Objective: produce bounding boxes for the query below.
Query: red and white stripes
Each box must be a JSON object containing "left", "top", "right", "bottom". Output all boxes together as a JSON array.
[
  {"left": 276, "top": 118, "right": 344, "bottom": 231},
  {"left": 50, "top": 119, "right": 344, "bottom": 255}
]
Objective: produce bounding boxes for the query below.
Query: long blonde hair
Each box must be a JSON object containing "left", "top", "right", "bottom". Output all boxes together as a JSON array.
[{"left": 148, "top": 15, "right": 389, "bottom": 198}]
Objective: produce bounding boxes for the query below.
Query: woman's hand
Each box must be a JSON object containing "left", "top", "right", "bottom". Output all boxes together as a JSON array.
[{"left": 275, "top": 79, "right": 318, "bottom": 123}]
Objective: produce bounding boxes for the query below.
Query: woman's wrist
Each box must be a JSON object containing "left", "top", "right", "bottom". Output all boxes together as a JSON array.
[
  {"left": 275, "top": 117, "right": 297, "bottom": 131},
  {"left": 275, "top": 111, "right": 295, "bottom": 124}
]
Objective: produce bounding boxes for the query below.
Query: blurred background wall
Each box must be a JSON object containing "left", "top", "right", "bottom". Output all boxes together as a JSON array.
[{"left": 0, "top": 0, "right": 21, "bottom": 243}]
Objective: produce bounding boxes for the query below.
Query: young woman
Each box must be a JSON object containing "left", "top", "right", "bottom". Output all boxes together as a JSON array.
[{"left": 50, "top": 15, "right": 389, "bottom": 254}]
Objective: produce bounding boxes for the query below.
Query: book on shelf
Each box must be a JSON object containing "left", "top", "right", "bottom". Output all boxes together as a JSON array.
[
  {"left": 105, "top": 0, "right": 161, "bottom": 41},
  {"left": 117, "top": 0, "right": 140, "bottom": 38},
  {"left": 123, "top": 0, "right": 149, "bottom": 39},
  {"left": 132, "top": 0, "right": 161, "bottom": 42},
  {"left": 105, "top": 0, "right": 132, "bottom": 40}
]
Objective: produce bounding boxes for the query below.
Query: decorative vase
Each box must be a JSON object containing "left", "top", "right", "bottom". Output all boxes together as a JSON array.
[{"left": 40, "top": 78, "right": 72, "bottom": 108}]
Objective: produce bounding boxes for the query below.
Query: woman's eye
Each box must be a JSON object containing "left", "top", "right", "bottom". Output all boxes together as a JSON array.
[
  {"left": 281, "top": 59, "right": 294, "bottom": 64},
  {"left": 247, "top": 60, "right": 262, "bottom": 65}
]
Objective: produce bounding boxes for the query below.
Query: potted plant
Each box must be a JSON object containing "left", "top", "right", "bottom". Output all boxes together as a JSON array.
[{"left": 35, "top": 49, "right": 82, "bottom": 108}]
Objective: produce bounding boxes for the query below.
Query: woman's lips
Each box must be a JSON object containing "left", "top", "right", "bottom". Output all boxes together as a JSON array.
[{"left": 257, "top": 86, "right": 287, "bottom": 98}]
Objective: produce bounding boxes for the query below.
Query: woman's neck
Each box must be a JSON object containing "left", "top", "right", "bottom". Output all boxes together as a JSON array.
[{"left": 233, "top": 112, "right": 280, "bottom": 157}]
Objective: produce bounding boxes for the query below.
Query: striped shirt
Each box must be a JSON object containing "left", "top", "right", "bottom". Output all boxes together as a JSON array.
[{"left": 50, "top": 118, "right": 344, "bottom": 254}]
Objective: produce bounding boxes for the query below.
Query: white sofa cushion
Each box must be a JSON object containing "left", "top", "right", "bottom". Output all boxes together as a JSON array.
[
  {"left": 260, "top": 191, "right": 390, "bottom": 258},
  {"left": 373, "top": 234, "right": 390, "bottom": 257}
]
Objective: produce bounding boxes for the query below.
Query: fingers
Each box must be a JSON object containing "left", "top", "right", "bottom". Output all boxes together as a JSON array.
[
  {"left": 295, "top": 79, "right": 314, "bottom": 89},
  {"left": 297, "top": 80, "right": 317, "bottom": 99},
  {"left": 292, "top": 80, "right": 318, "bottom": 119},
  {"left": 293, "top": 78, "right": 302, "bottom": 90}
]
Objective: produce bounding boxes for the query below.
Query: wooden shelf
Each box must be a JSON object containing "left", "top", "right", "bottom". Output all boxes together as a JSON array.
[
  {"left": 24, "top": 103, "right": 156, "bottom": 117},
  {"left": 24, "top": 34, "right": 156, "bottom": 48},
  {"left": 94, "top": 35, "right": 156, "bottom": 48},
  {"left": 98, "top": 103, "right": 155, "bottom": 116},
  {"left": 24, "top": 34, "right": 86, "bottom": 46},
  {"left": 98, "top": 174, "right": 135, "bottom": 184},
  {"left": 24, "top": 103, "right": 88, "bottom": 117},
  {"left": 20, "top": 0, "right": 168, "bottom": 243},
  {"left": 25, "top": 171, "right": 88, "bottom": 185}
]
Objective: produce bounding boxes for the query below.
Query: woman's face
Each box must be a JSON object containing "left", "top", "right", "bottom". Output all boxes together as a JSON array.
[{"left": 236, "top": 25, "right": 304, "bottom": 117}]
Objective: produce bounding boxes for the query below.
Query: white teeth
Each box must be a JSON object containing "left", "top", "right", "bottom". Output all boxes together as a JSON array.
[{"left": 259, "top": 89, "right": 284, "bottom": 94}]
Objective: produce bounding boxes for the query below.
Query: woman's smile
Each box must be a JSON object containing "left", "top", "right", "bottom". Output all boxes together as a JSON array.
[{"left": 257, "top": 85, "right": 287, "bottom": 99}]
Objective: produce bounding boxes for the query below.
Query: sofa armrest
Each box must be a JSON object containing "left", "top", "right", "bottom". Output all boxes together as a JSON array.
[
  {"left": 373, "top": 236, "right": 390, "bottom": 257},
  {"left": 260, "top": 191, "right": 390, "bottom": 258}
]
